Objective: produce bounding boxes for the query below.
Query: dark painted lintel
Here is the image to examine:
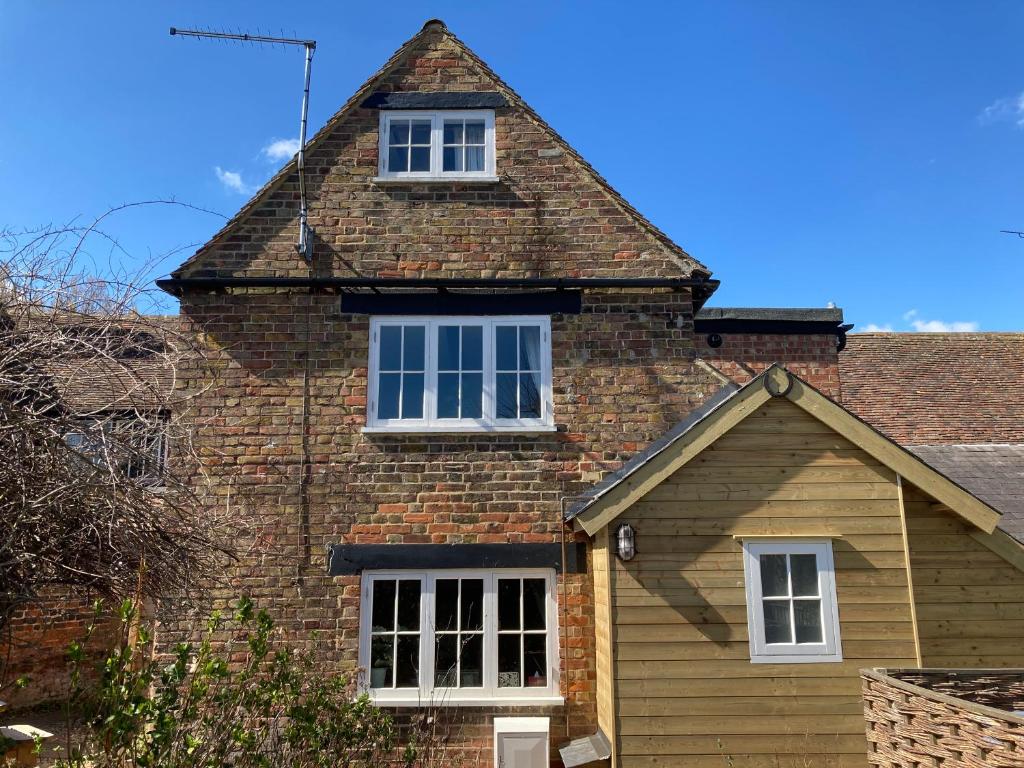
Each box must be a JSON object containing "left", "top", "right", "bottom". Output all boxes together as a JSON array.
[
  {"left": 361, "top": 91, "right": 508, "bottom": 110},
  {"left": 326, "top": 543, "right": 581, "bottom": 576},
  {"left": 341, "top": 291, "right": 582, "bottom": 316}
]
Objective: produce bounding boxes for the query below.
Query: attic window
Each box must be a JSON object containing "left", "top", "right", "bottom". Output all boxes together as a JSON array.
[{"left": 377, "top": 110, "right": 496, "bottom": 181}]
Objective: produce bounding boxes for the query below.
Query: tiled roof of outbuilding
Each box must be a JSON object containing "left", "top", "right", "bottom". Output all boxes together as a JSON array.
[
  {"left": 840, "top": 332, "right": 1024, "bottom": 544},
  {"left": 839, "top": 333, "right": 1024, "bottom": 445}
]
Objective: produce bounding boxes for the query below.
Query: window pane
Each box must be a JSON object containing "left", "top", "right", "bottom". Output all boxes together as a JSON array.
[
  {"left": 461, "top": 373, "right": 482, "bottom": 418},
  {"left": 397, "top": 580, "right": 421, "bottom": 631},
  {"left": 443, "top": 121, "right": 463, "bottom": 144},
  {"left": 462, "top": 326, "right": 483, "bottom": 369},
  {"left": 496, "top": 373, "right": 518, "bottom": 419},
  {"left": 461, "top": 579, "right": 484, "bottom": 631},
  {"left": 388, "top": 146, "right": 408, "bottom": 173},
  {"left": 437, "top": 373, "right": 459, "bottom": 419},
  {"left": 790, "top": 555, "right": 819, "bottom": 597},
  {"left": 498, "top": 634, "right": 521, "bottom": 687},
  {"left": 496, "top": 326, "right": 517, "bottom": 370},
  {"left": 465, "top": 121, "right": 485, "bottom": 144},
  {"left": 443, "top": 147, "right": 462, "bottom": 172},
  {"left": 460, "top": 634, "right": 483, "bottom": 687},
  {"left": 434, "top": 634, "right": 457, "bottom": 687},
  {"left": 395, "top": 634, "right": 420, "bottom": 688},
  {"left": 403, "top": 326, "right": 425, "bottom": 370},
  {"left": 438, "top": 326, "right": 460, "bottom": 370},
  {"left": 763, "top": 600, "right": 793, "bottom": 644},
  {"left": 524, "top": 635, "right": 547, "bottom": 687},
  {"left": 794, "top": 600, "right": 824, "bottom": 643},
  {"left": 498, "top": 579, "right": 520, "bottom": 630},
  {"left": 378, "top": 374, "right": 401, "bottom": 420},
  {"left": 760, "top": 555, "right": 789, "bottom": 597},
  {"left": 465, "top": 145, "right": 484, "bottom": 172},
  {"left": 519, "top": 326, "right": 541, "bottom": 369},
  {"left": 388, "top": 121, "right": 409, "bottom": 145},
  {"left": 379, "top": 326, "right": 402, "bottom": 370},
  {"left": 371, "top": 580, "right": 396, "bottom": 632},
  {"left": 410, "top": 146, "right": 430, "bottom": 172},
  {"left": 435, "top": 579, "right": 458, "bottom": 631},
  {"left": 410, "top": 120, "right": 431, "bottom": 144},
  {"left": 523, "top": 579, "right": 546, "bottom": 630},
  {"left": 401, "top": 373, "right": 424, "bottom": 419},
  {"left": 519, "top": 372, "right": 541, "bottom": 418},
  {"left": 370, "top": 636, "right": 394, "bottom": 688}
]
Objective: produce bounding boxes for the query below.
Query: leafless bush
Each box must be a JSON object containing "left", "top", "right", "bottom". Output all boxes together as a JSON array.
[{"left": 0, "top": 205, "right": 240, "bottom": 688}]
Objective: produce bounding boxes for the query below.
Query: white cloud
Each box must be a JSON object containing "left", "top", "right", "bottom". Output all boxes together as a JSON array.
[
  {"left": 902, "top": 309, "right": 918, "bottom": 322},
  {"left": 214, "top": 166, "right": 255, "bottom": 195},
  {"left": 261, "top": 138, "right": 301, "bottom": 162},
  {"left": 860, "top": 323, "right": 894, "bottom": 333},
  {"left": 978, "top": 91, "right": 1024, "bottom": 127},
  {"left": 909, "top": 318, "right": 979, "bottom": 333}
]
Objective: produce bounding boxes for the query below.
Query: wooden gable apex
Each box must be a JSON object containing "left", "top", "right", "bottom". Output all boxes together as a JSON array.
[
  {"left": 172, "top": 19, "right": 708, "bottom": 279},
  {"left": 569, "top": 364, "right": 1003, "bottom": 537}
]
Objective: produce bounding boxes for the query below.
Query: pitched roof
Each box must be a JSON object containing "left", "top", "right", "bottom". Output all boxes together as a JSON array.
[
  {"left": 910, "top": 444, "right": 1024, "bottom": 545},
  {"left": 172, "top": 19, "right": 708, "bottom": 279},
  {"left": 839, "top": 333, "right": 1024, "bottom": 445},
  {"left": 567, "top": 364, "right": 1003, "bottom": 537}
]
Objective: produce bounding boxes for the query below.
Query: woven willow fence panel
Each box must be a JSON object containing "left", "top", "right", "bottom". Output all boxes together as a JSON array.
[{"left": 862, "top": 668, "right": 1024, "bottom": 767}]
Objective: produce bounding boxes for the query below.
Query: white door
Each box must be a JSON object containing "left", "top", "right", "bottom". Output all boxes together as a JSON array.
[{"left": 497, "top": 732, "right": 548, "bottom": 768}]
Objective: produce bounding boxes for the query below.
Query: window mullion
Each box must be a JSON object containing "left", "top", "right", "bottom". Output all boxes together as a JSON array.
[{"left": 422, "top": 574, "right": 432, "bottom": 699}]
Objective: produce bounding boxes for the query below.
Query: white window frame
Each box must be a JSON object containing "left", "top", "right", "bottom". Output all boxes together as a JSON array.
[
  {"left": 741, "top": 540, "right": 843, "bottom": 664},
  {"left": 376, "top": 110, "right": 497, "bottom": 181},
  {"left": 358, "top": 569, "right": 561, "bottom": 706},
  {"left": 365, "top": 316, "right": 554, "bottom": 433}
]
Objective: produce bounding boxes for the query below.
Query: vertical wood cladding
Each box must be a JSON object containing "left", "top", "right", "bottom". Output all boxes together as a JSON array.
[{"left": 607, "top": 398, "right": 918, "bottom": 767}]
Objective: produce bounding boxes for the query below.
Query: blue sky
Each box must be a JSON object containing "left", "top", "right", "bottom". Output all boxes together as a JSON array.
[{"left": 2, "top": 1, "right": 1023, "bottom": 330}]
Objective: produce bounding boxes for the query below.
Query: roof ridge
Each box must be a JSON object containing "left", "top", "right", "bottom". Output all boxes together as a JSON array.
[{"left": 172, "top": 20, "right": 709, "bottom": 279}]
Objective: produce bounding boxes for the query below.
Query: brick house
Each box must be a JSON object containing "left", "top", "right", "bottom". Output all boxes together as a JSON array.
[{"left": 150, "top": 20, "right": 1024, "bottom": 768}]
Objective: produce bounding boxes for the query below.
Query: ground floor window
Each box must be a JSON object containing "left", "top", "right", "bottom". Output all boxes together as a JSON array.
[
  {"left": 741, "top": 540, "right": 843, "bottom": 663},
  {"left": 359, "top": 570, "right": 559, "bottom": 703}
]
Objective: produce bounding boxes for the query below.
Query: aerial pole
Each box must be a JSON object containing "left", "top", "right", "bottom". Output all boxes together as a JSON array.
[{"left": 170, "top": 27, "right": 318, "bottom": 261}]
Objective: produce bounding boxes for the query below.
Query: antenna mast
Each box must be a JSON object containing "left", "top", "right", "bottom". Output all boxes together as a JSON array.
[{"left": 170, "top": 27, "right": 318, "bottom": 261}]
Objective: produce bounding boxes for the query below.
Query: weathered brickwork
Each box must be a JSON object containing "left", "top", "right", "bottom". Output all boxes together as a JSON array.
[
  {"left": 1, "top": 590, "right": 117, "bottom": 710},
  {"left": 699, "top": 331, "right": 843, "bottom": 398},
  {"left": 175, "top": 24, "right": 705, "bottom": 283},
  {"left": 163, "top": 289, "right": 719, "bottom": 763}
]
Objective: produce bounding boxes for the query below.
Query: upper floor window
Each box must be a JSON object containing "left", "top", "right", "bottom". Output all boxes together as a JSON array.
[
  {"left": 742, "top": 540, "right": 843, "bottom": 664},
  {"left": 377, "top": 110, "right": 496, "bottom": 180},
  {"left": 65, "top": 414, "right": 168, "bottom": 485},
  {"left": 366, "top": 316, "right": 553, "bottom": 433},
  {"left": 359, "top": 570, "right": 559, "bottom": 705}
]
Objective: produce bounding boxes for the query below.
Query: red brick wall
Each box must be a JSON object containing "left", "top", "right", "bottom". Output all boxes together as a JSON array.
[
  {"left": 698, "top": 331, "right": 842, "bottom": 398},
  {"left": 1, "top": 591, "right": 117, "bottom": 709},
  {"left": 164, "top": 289, "right": 720, "bottom": 764}
]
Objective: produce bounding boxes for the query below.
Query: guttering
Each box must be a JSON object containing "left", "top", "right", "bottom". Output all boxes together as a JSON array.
[{"left": 157, "top": 275, "right": 720, "bottom": 296}]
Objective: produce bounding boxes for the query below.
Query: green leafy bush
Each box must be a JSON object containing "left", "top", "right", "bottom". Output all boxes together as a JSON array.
[{"left": 47, "top": 598, "right": 417, "bottom": 768}]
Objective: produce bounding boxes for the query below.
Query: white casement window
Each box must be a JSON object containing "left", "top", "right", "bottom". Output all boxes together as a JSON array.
[
  {"left": 366, "top": 316, "right": 553, "bottom": 432},
  {"left": 359, "top": 570, "right": 560, "bottom": 705},
  {"left": 741, "top": 540, "right": 843, "bottom": 663},
  {"left": 377, "top": 110, "right": 496, "bottom": 180}
]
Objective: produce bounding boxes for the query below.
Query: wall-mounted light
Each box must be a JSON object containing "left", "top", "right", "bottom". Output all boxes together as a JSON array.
[{"left": 615, "top": 523, "right": 637, "bottom": 561}]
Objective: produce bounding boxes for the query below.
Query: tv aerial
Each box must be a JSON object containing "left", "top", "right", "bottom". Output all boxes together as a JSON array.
[{"left": 170, "top": 27, "right": 318, "bottom": 261}]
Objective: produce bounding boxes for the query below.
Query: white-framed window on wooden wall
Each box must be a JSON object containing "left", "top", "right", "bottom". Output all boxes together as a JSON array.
[{"left": 741, "top": 540, "right": 843, "bottom": 663}]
